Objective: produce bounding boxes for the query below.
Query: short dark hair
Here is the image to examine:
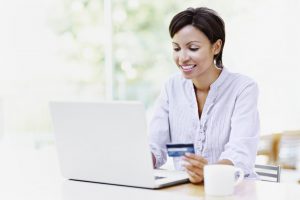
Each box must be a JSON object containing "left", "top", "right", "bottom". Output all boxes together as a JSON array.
[{"left": 169, "top": 7, "right": 225, "bottom": 68}]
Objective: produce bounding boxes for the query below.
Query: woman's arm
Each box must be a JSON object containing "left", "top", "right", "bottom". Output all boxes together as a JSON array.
[
  {"left": 149, "top": 83, "right": 171, "bottom": 168},
  {"left": 218, "top": 81, "right": 260, "bottom": 175},
  {"left": 217, "top": 159, "right": 233, "bottom": 165}
]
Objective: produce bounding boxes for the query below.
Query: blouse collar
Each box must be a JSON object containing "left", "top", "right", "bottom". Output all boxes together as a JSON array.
[{"left": 210, "top": 67, "right": 229, "bottom": 90}]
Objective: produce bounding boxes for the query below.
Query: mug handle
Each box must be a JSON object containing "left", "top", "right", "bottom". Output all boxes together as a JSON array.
[{"left": 234, "top": 167, "right": 244, "bottom": 186}]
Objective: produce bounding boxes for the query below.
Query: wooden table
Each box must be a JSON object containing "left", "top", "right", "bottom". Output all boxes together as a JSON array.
[
  {"left": 1, "top": 133, "right": 300, "bottom": 200},
  {"left": 166, "top": 180, "right": 300, "bottom": 200},
  {"left": 60, "top": 179, "right": 300, "bottom": 200}
]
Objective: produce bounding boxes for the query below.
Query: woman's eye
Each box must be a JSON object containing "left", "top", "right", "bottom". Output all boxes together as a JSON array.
[
  {"left": 173, "top": 48, "right": 180, "bottom": 52},
  {"left": 189, "top": 47, "right": 199, "bottom": 51}
]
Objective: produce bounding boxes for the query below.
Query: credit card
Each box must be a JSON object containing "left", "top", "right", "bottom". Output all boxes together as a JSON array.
[{"left": 166, "top": 143, "right": 195, "bottom": 157}]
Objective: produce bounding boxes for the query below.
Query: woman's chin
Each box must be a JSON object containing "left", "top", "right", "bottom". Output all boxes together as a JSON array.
[
  {"left": 180, "top": 66, "right": 198, "bottom": 79},
  {"left": 182, "top": 74, "right": 193, "bottom": 79},
  {"left": 181, "top": 71, "right": 194, "bottom": 79}
]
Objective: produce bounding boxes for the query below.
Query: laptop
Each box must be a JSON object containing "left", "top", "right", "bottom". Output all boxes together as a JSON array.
[{"left": 49, "top": 101, "right": 189, "bottom": 189}]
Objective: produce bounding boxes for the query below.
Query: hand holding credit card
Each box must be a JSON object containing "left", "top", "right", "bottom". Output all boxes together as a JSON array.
[{"left": 166, "top": 143, "right": 195, "bottom": 157}]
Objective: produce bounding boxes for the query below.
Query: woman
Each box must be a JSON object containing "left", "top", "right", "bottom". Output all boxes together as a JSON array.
[{"left": 149, "top": 7, "right": 259, "bottom": 184}]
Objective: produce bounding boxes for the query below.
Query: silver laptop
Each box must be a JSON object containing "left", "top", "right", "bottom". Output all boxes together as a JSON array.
[{"left": 50, "top": 101, "right": 189, "bottom": 189}]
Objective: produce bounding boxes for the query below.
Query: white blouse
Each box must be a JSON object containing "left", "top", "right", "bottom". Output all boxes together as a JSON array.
[{"left": 149, "top": 67, "right": 260, "bottom": 177}]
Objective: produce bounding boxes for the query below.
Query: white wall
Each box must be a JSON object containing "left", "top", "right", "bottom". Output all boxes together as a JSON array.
[{"left": 223, "top": 0, "right": 300, "bottom": 134}]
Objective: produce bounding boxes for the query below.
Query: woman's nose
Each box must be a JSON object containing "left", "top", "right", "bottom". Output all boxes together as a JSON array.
[{"left": 179, "top": 51, "right": 190, "bottom": 63}]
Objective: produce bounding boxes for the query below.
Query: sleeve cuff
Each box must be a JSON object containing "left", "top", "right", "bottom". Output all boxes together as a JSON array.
[
  {"left": 219, "top": 150, "right": 254, "bottom": 176},
  {"left": 150, "top": 144, "right": 167, "bottom": 168}
]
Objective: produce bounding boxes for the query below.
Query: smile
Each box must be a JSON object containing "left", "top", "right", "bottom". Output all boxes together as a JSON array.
[{"left": 180, "top": 65, "right": 196, "bottom": 72}]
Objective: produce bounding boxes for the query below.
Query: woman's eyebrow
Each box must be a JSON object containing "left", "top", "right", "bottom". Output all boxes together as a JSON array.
[
  {"left": 172, "top": 41, "right": 201, "bottom": 46},
  {"left": 186, "top": 41, "right": 201, "bottom": 45}
]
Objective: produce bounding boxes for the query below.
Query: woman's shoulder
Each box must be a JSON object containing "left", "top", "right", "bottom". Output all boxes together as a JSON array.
[
  {"left": 226, "top": 69, "right": 258, "bottom": 89},
  {"left": 219, "top": 68, "right": 258, "bottom": 97}
]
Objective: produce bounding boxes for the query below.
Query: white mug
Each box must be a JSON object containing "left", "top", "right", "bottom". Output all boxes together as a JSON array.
[{"left": 204, "top": 164, "right": 244, "bottom": 196}]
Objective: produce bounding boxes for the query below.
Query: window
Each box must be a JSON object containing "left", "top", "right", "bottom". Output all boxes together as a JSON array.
[{"left": 1, "top": 0, "right": 300, "bottom": 134}]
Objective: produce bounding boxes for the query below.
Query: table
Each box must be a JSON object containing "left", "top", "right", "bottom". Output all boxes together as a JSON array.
[
  {"left": 3, "top": 178, "right": 299, "bottom": 200},
  {"left": 1, "top": 133, "right": 300, "bottom": 200},
  {"left": 62, "top": 179, "right": 300, "bottom": 200}
]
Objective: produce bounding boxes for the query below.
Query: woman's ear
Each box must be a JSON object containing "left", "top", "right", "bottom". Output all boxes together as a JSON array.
[{"left": 213, "top": 39, "right": 222, "bottom": 55}]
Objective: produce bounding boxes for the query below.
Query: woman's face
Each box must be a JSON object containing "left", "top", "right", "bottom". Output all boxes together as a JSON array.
[{"left": 172, "top": 25, "right": 220, "bottom": 80}]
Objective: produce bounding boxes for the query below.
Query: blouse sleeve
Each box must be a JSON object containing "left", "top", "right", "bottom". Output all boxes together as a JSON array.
[
  {"left": 219, "top": 81, "right": 260, "bottom": 175},
  {"left": 149, "top": 83, "right": 171, "bottom": 168}
]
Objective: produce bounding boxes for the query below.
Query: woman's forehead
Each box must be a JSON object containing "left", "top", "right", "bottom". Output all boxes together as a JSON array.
[{"left": 172, "top": 25, "right": 210, "bottom": 45}]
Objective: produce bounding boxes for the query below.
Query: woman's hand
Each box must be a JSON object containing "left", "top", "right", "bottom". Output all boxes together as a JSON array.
[
  {"left": 151, "top": 152, "right": 156, "bottom": 168},
  {"left": 182, "top": 153, "right": 208, "bottom": 184}
]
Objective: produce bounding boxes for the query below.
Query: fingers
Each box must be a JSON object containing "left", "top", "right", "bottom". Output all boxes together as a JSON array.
[
  {"left": 183, "top": 157, "right": 206, "bottom": 169},
  {"left": 186, "top": 167, "right": 204, "bottom": 184},
  {"left": 183, "top": 153, "right": 208, "bottom": 169},
  {"left": 184, "top": 153, "right": 208, "bottom": 164},
  {"left": 182, "top": 159, "right": 204, "bottom": 178},
  {"left": 184, "top": 163, "right": 204, "bottom": 176},
  {"left": 182, "top": 153, "right": 207, "bottom": 184}
]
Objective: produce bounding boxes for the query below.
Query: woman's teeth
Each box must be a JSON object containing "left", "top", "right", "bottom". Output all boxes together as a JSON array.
[{"left": 181, "top": 65, "right": 196, "bottom": 70}]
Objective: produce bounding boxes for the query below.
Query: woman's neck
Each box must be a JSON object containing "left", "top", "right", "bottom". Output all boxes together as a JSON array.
[{"left": 192, "top": 65, "right": 222, "bottom": 93}]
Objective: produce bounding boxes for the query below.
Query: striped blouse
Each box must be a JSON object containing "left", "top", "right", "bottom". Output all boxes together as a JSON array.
[{"left": 149, "top": 67, "right": 260, "bottom": 177}]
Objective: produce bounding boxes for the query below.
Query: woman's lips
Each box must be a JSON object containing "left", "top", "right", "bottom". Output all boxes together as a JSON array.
[{"left": 181, "top": 65, "right": 196, "bottom": 72}]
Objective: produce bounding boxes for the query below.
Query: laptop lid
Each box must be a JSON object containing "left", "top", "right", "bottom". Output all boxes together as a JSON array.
[{"left": 50, "top": 101, "right": 187, "bottom": 189}]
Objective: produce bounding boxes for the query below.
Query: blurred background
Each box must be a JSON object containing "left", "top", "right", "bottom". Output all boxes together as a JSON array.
[{"left": 0, "top": 0, "right": 300, "bottom": 182}]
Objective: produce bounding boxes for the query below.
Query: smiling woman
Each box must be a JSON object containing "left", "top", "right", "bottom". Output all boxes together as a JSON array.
[
  {"left": 171, "top": 25, "right": 222, "bottom": 84},
  {"left": 149, "top": 7, "right": 260, "bottom": 184}
]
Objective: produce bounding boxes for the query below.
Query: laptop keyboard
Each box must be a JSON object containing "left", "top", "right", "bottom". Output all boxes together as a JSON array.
[{"left": 155, "top": 176, "right": 165, "bottom": 180}]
